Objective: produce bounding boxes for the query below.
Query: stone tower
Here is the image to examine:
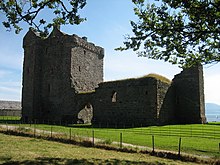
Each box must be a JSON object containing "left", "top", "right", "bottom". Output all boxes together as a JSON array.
[
  {"left": 22, "top": 27, "right": 104, "bottom": 122},
  {"left": 172, "top": 64, "right": 206, "bottom": 124}
]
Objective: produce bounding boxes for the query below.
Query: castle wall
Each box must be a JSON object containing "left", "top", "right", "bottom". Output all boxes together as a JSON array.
[
  {"left": 22, "top": 28, "right": 206, "bottom": 126},
  {"left": 22, "top": 30, "right": 43, "bottom": 122},
  {"left": 22, "top": 28, "right": 104, "bottom": 122},
  {"left": 70, "top": 37, "right": 104, "bottom": 93},
  {"left": 172, "top": 64, "right": 206, "bottom": 124},
  {"left": 92, "top": 78, "right": 159, "bottom": 127},
  {"left": 40, "top": 36, "right": 73, "bottom": 121},
  {"left": 157, "top": 82, "right": 175, "bottom": 124}
]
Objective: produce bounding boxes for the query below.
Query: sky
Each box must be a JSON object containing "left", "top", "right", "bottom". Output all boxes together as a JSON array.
[{"left": 0, "top": 0, "right": 220, "bottom": 105}]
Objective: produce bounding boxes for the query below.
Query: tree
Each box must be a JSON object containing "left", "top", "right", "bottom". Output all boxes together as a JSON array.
[
  {"left": 116, "top": 0, "right": 220, "bottom": 68},
  {"left": 0, "top": 0, "right": 86, "bottom": 36}
]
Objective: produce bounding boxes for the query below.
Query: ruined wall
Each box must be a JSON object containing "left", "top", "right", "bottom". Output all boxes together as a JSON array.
[
  {"left": 22, "top": 28, "right": 205, "bottom": 125},
  {"left": 92, "top": 78, "right": 159, "bottom": 127},
  {"left": 157, "top": 82, "right": 175, "bottom": 125},
  {"left": 172, "top": 64, "right": 206, "bottom": 124},
  {"left": 75, "top": 92, "right": 95, "bottom": 124}
]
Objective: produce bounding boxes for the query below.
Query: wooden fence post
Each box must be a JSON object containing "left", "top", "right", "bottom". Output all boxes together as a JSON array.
[
  {"left": 92, "top": 130, "right": 95, "bottom": 147},
  {"left": 69, "top": 128, "right": 72, "bottom": 140},
  {"left": 152, "top": 135, "right": 155, "bottom": 153},
  {"left": 50, "top": 126, "right": 53, "bottom": 138},
  {"left": 178, "top": 137, "right": 182, "bottom": 157},
  {"left": 34, "top": 123, "right": 36, "bottom": 138},
  {"left": 120, "top": 132, "right": 122, "bottom": 149}
]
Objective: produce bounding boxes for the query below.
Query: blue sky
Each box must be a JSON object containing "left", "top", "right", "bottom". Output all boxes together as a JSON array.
[{"left": 0, "top": 0, "right": 220, "bottom": 105}]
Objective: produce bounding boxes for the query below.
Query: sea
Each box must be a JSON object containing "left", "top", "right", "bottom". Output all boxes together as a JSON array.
[{"left": 206, "top": 114, "right": 220, "bottom": 122}]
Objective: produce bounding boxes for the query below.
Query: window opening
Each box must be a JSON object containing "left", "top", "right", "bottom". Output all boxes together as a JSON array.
[
  {"left": 77, "top": 103, "right": 93, "bottom": 124},
  {"left": 111, "top": 91, "right": 117, "bottom": 102}
]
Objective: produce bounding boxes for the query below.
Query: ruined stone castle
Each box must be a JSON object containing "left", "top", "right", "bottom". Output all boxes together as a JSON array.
[{"left": 22, "top": 27, "right": 206, "bottom": 126}]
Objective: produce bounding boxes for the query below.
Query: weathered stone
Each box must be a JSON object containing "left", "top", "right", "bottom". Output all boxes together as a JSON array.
[{"left": 21, "top": 28, "right": 206, "bottom": 126}]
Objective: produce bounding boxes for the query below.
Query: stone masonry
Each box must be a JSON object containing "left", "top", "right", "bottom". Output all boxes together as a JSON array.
[{"left": 22, "top": 28, "right": 206, "bottom": 126}]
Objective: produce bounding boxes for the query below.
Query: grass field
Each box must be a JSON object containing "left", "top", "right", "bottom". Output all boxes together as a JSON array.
[
  {"left": 0, "top": 117, "right": 219, "bottom": 158},
  {"left": 0, "top": 133, "right": 198, "bottom": 165}
]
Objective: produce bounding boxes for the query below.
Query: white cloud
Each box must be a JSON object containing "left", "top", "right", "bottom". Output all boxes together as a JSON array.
[
  {"left": 0, "top": 52, "right": 23, "bottom": 70},
  {"left": 204, "top": 74, "right": 220, "bottom": 104},
  {"left": 203, "top": 64, "right": 220, "bottom": 104},
  {"left": 104, "top": 50, "right": 181, "bottom": 81},
  {"left": 0, "top": 82, "right": 21, "bottom": 101}
]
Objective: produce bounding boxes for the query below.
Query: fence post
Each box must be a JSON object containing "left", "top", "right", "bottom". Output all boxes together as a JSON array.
[
  {"left": 152, "top": 135, "right": 155, "bottom": 153},
  {"left": 18, "top": 123, "right": 21, "bottom": 133},
  {"left": 69, "top": 128, "right": 72, "bottom": 140},
  {"left": 178, "top": 137, "right": 182, "bottom": 157},
  {"left": 50, "top": 126, "right": 53, "bottom": 138},
  {"left": 219, "top": 143, "right": 220, "bottom": 152},
  {"left": 92, "top": 130, "right": 95, "bottom": 147},
  {"left": 120, "top": 132, "right": 122, "bottom": 149},
  {"left": 34, "top": 123, "right": 36, "bottom": 138}
]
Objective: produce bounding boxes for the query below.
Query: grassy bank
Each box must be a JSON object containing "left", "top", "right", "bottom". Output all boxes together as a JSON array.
[
  {"left": 0, "top": 121, "right": 219, "bottom": 158},
  {"left": 0, "top": 133, "right": 198, "bottom": 165}
]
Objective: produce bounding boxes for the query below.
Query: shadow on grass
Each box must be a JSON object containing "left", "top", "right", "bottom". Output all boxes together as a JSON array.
[
  {"left": 1, "top": 157, "right": 162, "bottom": 165},
  {"left": 0, "top": 120, "right": 21, "bottom": 124}
]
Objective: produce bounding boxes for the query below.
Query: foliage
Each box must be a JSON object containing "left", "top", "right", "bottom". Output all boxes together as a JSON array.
[
  {"left": 116, "top": 0, "right": 220, "bottom": 68},
  {"left": 0, "top": 0, "right": 86, "bottom": 36}
]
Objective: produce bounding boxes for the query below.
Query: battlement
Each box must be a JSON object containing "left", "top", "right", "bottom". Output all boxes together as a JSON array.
[{"left": 23, "top": 27, "right": 104, "bottom": 57}]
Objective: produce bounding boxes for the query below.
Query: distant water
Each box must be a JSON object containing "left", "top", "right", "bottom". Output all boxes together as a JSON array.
[{"left": 206, "top": 114, "right": 220, "bottom": 122}]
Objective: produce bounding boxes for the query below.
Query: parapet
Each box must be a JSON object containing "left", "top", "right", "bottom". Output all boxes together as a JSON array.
[{"left": 23, "top": 27, "right": 104, "bottom": 57}]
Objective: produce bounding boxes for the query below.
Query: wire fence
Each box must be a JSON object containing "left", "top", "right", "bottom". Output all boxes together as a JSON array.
[
  {"left": 0, "top": 119, "right": 220, "bottom": 158},
  {"left": 0, "top": 117, "right": 219, "bottom": 139}
]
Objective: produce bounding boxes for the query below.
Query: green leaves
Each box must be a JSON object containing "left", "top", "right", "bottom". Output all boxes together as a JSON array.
[
  {"left": 0, "top": 0, "right": 87, "bottom": 37},
  {"left": 117, "top": 0, "right": 220, "bottom": 68}
]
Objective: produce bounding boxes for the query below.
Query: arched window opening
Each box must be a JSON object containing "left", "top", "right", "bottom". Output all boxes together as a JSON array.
[{"left": 111, "top": 91, "right": 117, "bottom": 103}]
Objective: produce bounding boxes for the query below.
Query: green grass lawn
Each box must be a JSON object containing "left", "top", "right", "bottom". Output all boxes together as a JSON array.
[
  {"left": 0, "top": 116, "right": 219, "bottom": 158},
  {"left": 0, "top": 133, "right": 198, "bottom": 165},
  {"left": 0, "top": 116, "right": 21, "bottom": 121}
]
